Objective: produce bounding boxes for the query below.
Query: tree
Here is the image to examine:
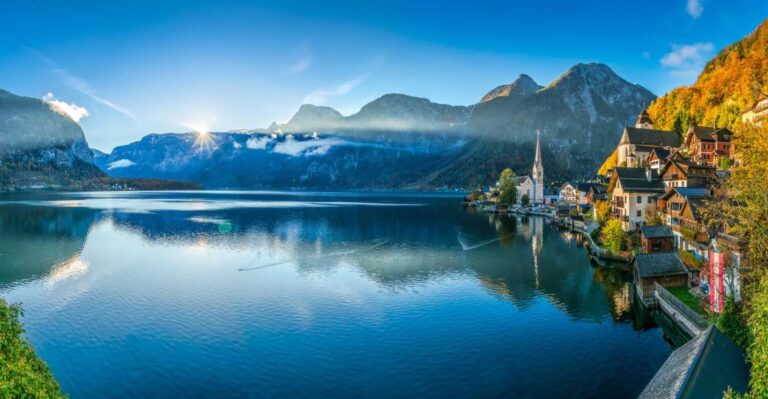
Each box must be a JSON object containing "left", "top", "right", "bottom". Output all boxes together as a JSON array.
[
  {"left": 700, "top": 120, "right": 768, "bottom": 396},
  {"left": 594, "top": 201, "right": 611, "bottom": 226},
  {"left": 497, "top": 168, "right": 517, "bottom": 204},
  {"left": 601, "top": 219, "right": 625, "bottom": 253},
  {"left": 521, "top": 194, "right": 530, "bottom": 206},
  {"left": 644, "top": 205, "right": 663, "bottom": 226},
  {"left": 719, "top": 157, "right": 733, "bottom": 170}
]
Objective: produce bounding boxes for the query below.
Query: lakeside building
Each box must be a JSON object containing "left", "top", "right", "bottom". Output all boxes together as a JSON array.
[
  {"left": 513, "top": 130, "right": 545, "bottom": 204},
  {"left": 639, "top": 225, "right": 675, "bottom": 253},
  {"left": 515, "top": 176, "right": 534, "bottom": 204},
  {"left": 543, "top": 187, "right": 560, "bottom": 205},
  {"left": 559, "top": 182, "right": 577, "bottom": 204},
  {"left": 608, "top": 167, "right": 664, "bottom": 231}
]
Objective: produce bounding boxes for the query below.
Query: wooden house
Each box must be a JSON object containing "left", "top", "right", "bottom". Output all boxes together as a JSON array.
[
  {"left": 640, "top": 225, "right": 675, "bottom": 253},
  {"left": 659, "top": 159, "right": 717, "bottom": 189},
  {"left": 684, "top": 126, "right": 734, "bottom": 166},
  {"left": 657, "top": 187, "right": 711, "bottom": 253},
  {"left": 633, "top": 253, "right": 689, "bottom": 304}
]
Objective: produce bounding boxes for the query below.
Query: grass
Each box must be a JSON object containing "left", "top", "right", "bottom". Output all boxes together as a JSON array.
[
  {"left": 667, "top": 286, "right": 705, "bottom": 315},
  {"left": 0, "top": 298, "right": 65, "bottom": 399}
]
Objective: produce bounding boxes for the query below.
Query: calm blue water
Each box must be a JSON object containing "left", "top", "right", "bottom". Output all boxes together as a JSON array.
[{"left": 0, "top": 191, "right": 672, "bottom": 398}]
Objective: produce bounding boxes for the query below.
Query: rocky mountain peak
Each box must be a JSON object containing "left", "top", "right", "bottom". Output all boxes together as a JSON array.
[{"left": 479, "top": 74, "right": 542, "bottom": 103}]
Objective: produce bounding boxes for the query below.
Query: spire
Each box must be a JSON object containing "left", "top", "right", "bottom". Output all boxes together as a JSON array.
[{"left": 535, "top": 129, "right": 542, "bottom": 164}]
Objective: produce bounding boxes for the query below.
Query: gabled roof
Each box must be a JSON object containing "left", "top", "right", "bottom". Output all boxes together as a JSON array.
[
  {"left": 647, "top": 147, "right": 671, "bottom": 161},
  {"left": 624, "top": 126, "right": 682, "bottom": 147},
  {"left": 660, "top": 187, "right": 711, "bottom": 201},
  {"left": 610, "top": 167, "right": 664, "bottom": 193},
  {"left": 514, "top": 176, "right": 532, "bottom": 185},
  {"left": 639, "top": 326, "right": 750, "bottom": 399},
  {"left": 640, "top": 225, "right": 673, "bottom": 239},
  {"left": 634, "top": 253, "right": 687, "bottom": 278},
  {"left": 688, "top": 126, "right": 734, "bottom": 143},
  {"left": 660, "top": 159, "right": 717, "bottom": 179},
  {"left": 588, "top": 184, "right": 608, "bottom": 195},
  {"left": 560, "top": 182, "right": 575, "bottom": 190}
]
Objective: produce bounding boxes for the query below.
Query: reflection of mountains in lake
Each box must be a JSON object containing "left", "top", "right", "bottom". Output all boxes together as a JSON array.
[
  {"left": 0, "top": 198, "right": 631, "bottom": 322},
  {"left": 0, "top": 206, "right": 99, "bottom": 287}
]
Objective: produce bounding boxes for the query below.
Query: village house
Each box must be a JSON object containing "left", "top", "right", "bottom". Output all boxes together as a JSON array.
[
  {"left": 646, "top": 147, "right": 675, "bottom": 171},
  {"left": 657, "top": 187, "right": 711, "bottom": 256},
  {"left": 639, "top": 225, "right": 675, "bottom": 253},
  {"left": 608, "top": 167, "right": 665, "bottom": 231},
  {"left": 586, "top": 183, "right": 608, "bottom": 204},
  {"left": 558, "top": 182, "right": 577, "bottom": 204},
  {"left": 614, "top": 110, "right": 682, "bottom": 167},
  {"left": 684, "top": 126, "right": 734, "bottom": 166},
  {"left": 741, "top": 93, "right": 768, "bottom": 124},
  {"left": 659, "top": 158, "right": 717, "bottom": 189}
]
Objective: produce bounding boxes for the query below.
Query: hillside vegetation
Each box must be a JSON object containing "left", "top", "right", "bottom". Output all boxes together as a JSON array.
[
  {"left": 0, "top": 299, "right": 65, "bottom": 398},
  {"left": 649, "top": 18, "right": 768, "bottom": 132}
]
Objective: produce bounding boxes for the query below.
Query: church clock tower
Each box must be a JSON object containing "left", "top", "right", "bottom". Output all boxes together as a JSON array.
[{"left": 532, "top": 130, "right": 544, "bottom": 204}]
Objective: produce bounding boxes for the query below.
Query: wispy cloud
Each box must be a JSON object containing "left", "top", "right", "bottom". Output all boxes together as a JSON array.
[
  {"left": 660, "top": 42, "right": 713, "bottom": 77},
  {"left": 42, "top": 92, "right": 89, "bottom": 122},
  {"left": 288, "top": 53, "right": 313, "bottom": 74},
  {"left": 303, "top": 74, "right": 369, "bottom": 105},
  {"left": 686, "top": 0, "right": 703, "bottom": 19},
  {"left": 26, "top": 48, "right": 140, "bottom": 124}
]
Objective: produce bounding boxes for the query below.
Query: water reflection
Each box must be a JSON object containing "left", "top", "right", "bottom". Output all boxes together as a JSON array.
[
  {"left": 0, "top": 196, "right": 642, "bottom": 323},
  {"left": 0, "top": 192, "right": 672, "bottom": 399}
]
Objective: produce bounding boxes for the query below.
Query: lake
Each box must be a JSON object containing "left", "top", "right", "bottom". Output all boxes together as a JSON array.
[{"left": 0, "top": 191, "right": 673, "bottom": 398}]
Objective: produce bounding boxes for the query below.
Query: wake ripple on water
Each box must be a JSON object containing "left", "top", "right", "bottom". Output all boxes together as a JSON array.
[
  {"left": 457, "top": 234, "right": 513, "bottom": 251},
  {"left": 238, "top": 239, "right": 390, "bottom": 271}
]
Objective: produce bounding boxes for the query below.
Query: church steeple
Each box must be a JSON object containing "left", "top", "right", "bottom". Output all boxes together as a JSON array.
[
  {"left": 534, "top": 129, "right": 542, "bottom": 165},
  {"left": 531, "top": 130, "right": 544, "bottom": 204}
]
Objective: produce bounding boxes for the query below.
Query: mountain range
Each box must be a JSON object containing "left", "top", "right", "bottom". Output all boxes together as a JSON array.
[{"left": 93, "top": 62, "right": 655, "bottom": 190}]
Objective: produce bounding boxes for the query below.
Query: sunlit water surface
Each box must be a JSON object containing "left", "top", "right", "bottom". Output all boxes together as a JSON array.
[{"left": 0, "top": 191, "right": 672, "bottom": 398}]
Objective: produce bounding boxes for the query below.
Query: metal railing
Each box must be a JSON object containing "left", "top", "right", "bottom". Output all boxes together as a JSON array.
[{"left": 654, "top": 282, "right": 708, "bottom": 330}]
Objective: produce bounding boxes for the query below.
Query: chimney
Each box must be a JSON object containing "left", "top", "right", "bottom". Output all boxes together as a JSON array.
[{"left": 645, "top": 167, "right": 652, "bottom": 182}]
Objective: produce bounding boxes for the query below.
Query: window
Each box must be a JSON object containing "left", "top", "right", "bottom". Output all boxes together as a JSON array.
[
  {"left": 636, "top": 195, "right": 641, "bottom": 204},
  {"left": 637, "top": 210, "right": 642, "bottom": 217},
  {"left": 647, "top": 196, "right": 653, "bottom": 204},
  {"left": 651, "top": 241, "right": 662, "bottom": 251}
]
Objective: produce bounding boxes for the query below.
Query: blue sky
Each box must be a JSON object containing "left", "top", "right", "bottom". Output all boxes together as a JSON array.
[{"left": 1, "top": 0, "right": 766, "bottom": 151}]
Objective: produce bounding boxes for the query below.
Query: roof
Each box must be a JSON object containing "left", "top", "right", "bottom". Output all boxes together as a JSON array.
[
  {"left": 640, "top": 225, "right": 673, "bottom": 239},
  {"left": 661, "top": 187, "right": 711, "bottom": 201},
  {"left": 639, "top": 326, "right": 750, "bottom": 399},
  {"left": 689, "top": 126, "right": 734, "bottom": 142},
  {"left": 648, "top": 147, "right": 671, "bottom": 161},
  {"left": 514, "top": 176, "right": 532, "bottom": 185},
  {"left": 612, "top": 167, "right": 664, "bottom": 193},
  {"left": 624, "top": 126, "right": 681, "bottom": 147},
  {"left": 660, "top": 159, "right": 717, "bottom": 179},
  {"left": 634, "top": 253, "right": 687, "bottom": 278},
  {"left": 576, "top": 182, "right": 600, "bottom": 192},
  {"left": 560, "top": 182, "right": 574, "bottom": 190}
]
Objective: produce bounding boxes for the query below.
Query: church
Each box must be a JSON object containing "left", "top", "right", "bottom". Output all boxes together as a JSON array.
[{"left": 515, "top": 130, "right": 545, "bottom": 204}]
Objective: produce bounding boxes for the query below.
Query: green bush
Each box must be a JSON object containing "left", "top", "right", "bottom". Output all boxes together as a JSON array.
[
  {"left": 0, "top": 299, "right": 65, "bottom": 398},
  {"left": 601, "top": 219, "right": 625, "bottom": 253}
]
